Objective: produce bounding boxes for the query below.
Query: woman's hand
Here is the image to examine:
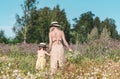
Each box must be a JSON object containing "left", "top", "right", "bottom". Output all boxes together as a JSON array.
[
  {"left": 48, "top": 48, "right": 51, "bottom": 53},
  {"left": 68, "top": 48, "right": 73, "bottom": 52}
]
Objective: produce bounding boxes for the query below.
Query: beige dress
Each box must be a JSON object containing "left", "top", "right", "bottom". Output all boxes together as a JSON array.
[
  {"left": 50, "top": 40, "right": 65, "bottom": 73},
  {"left": 36, "top": 50, "right": 46, "bottom": 70}
]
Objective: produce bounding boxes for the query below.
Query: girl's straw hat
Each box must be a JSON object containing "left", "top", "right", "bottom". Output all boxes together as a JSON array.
[{"left": 39, "top": 43, "right": 47, "bottom": 47}]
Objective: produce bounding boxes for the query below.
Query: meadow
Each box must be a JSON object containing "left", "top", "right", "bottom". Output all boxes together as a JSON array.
[
  {"left": 0, "top": 37, "right": 120, "bottom": 79},
  {"left": 0, "top": 40, "right": 120, "bottom": 79}
]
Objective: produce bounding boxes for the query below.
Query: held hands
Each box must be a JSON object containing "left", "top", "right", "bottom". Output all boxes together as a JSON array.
[
  {"left": 48, "top": 46, "right": 51, "bottom": 53},
  {"left": 68, "top": 48, "right": 73, "bottom": 52}
]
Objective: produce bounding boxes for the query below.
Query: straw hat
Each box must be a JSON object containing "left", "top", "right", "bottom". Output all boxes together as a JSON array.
[
  {"left": 50, "top": 21, "right": 60, "bottom": 27},
  {"left": 51, "top": 21, "right": 58, "bottom": 24},
  {"left": 39, "top": 43, "right": 47, "bottom": 47}
]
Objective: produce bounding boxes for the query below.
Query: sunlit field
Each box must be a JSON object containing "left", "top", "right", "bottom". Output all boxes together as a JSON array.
[
  {"left": 0, "top": 38, "right": 120, "bottom": 79},
  {"left": 1, "top": 0, "right": 120, "bottom": 79}
]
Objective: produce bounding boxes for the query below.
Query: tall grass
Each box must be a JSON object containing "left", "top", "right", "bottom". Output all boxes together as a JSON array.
[
  {"left": 0, "top": 28, "right": 120, "bottom": 78},
  {"left": 0, "top": 43, "right": 120, "bottom": 78}
]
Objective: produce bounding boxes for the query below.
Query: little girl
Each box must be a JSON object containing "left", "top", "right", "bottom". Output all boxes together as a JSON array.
[{"left": 36, "top": 43, "right": 50, "bottom": 70}]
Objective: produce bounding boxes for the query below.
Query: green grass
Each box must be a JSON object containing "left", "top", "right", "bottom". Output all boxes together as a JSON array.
[{"left": 0, "top": 46, "right": 120, "bottom": 79}]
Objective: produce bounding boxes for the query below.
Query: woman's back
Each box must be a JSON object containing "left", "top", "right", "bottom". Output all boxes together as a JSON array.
[{"left": 50, "top": 28, "right": 63, "bottom": 44}]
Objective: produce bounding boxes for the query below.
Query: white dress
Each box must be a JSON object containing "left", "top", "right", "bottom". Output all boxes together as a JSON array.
[{"left": 50, "top": 40, "right": 65, "bottom": 73}]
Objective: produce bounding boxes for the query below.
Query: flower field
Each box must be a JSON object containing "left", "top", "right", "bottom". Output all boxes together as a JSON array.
[{"left": 0, "top": 39, "right": 120, "bottom": 79}]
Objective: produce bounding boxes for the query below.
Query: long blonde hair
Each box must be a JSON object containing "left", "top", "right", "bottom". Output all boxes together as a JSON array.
[
  {"left": 50, "top": 27, "right": 55, "bottom": 32},
  {"left": 50, "top": 26, "right": 61, "bottom": 32}
]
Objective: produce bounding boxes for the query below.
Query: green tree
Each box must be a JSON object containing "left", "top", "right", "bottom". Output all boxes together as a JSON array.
[
  {"left": 93, "top": 16, "right": 102, "bottom": 36},
  {"left": 70, "top": 28, "right": 76, "bottom": 44},
  {"left": 102, "top": 18, "right": 120, "bottom": 39},
  {"left": 51, "top": 5, "right": 71, "bottom": 43},
  {"left": 88, "top": 27, "right": 98, "bottom": 42},
  {"left": 73, "top": 11, "right": 95, "bottom": 43},
  {"left": 13, "top": 0, "right": 38, "bottom": 43},
  {"left": 13, "top": 4, "right": 70, "bottom": 43},
  {"left": 27, "top": 7, "right": 51, "bottom": 43},
  {"left": 0, "top": 30, "right": 7, "bottom": 43}
]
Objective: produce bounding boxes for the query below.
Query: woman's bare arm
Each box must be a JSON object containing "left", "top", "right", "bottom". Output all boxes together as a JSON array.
[
  {"left": 62, "top": 31, "right": 70, "bottom": 48},
  {"left": 62, "top": 31, "right": 72, "bottom": 51},
  {"left": 49, "top": 32, "right": 52, "bottom": 51}
]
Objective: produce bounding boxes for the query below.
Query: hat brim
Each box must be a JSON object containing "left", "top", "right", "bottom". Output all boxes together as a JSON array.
[
  {"left": 50, "top": 24, "right": 60, "bottom": 27},
  {"left": 39, "top": 43, "right": 47, "bottom": 47},
  {"left": 39, "top": 45, "right": 47, "bottom": 48}
]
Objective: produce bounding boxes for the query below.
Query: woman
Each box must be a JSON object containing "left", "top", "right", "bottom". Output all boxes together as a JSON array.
[{"left": 49, "top": 21, "right": 72, "bottom": 74}]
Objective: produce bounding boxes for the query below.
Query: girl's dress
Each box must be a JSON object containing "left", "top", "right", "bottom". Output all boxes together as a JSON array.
[{"left": 36, "top": 50, "right": 46, "bottom": 70}]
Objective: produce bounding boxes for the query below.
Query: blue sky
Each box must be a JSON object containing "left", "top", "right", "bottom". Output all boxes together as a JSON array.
[{"left": 0, "top": 0, "right": 120, "bottom": 38}]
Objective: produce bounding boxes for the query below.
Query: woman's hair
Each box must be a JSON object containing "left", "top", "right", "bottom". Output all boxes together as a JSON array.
[
  {"left": 50, "top": 27, "right": 55, "bottom": 32},
  {"left": 50, "top": 26, "right": 61, "bottom": 32}
]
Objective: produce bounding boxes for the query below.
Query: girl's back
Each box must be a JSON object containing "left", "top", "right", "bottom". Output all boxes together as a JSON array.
[{"left": 37, "top": 50, "right": 46, "bottom": 58}]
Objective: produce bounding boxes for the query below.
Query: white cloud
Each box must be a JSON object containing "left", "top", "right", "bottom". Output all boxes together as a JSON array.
[{"left": 0, "top": 26, "right": 15, "bottom": 38}]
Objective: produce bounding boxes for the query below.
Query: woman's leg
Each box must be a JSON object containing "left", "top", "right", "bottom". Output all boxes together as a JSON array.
[{"left": 50, "top": 55, "right": 57, "bottom": 74}]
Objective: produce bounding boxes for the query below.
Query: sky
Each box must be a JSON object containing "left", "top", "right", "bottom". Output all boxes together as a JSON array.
[{"left": 0, "top": 0, "right": 120, "bottom": 38}]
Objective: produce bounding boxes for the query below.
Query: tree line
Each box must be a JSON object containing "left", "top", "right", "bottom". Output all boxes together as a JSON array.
[{"left": 0, "top": 0, "right": 120, "bottom": 44}]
